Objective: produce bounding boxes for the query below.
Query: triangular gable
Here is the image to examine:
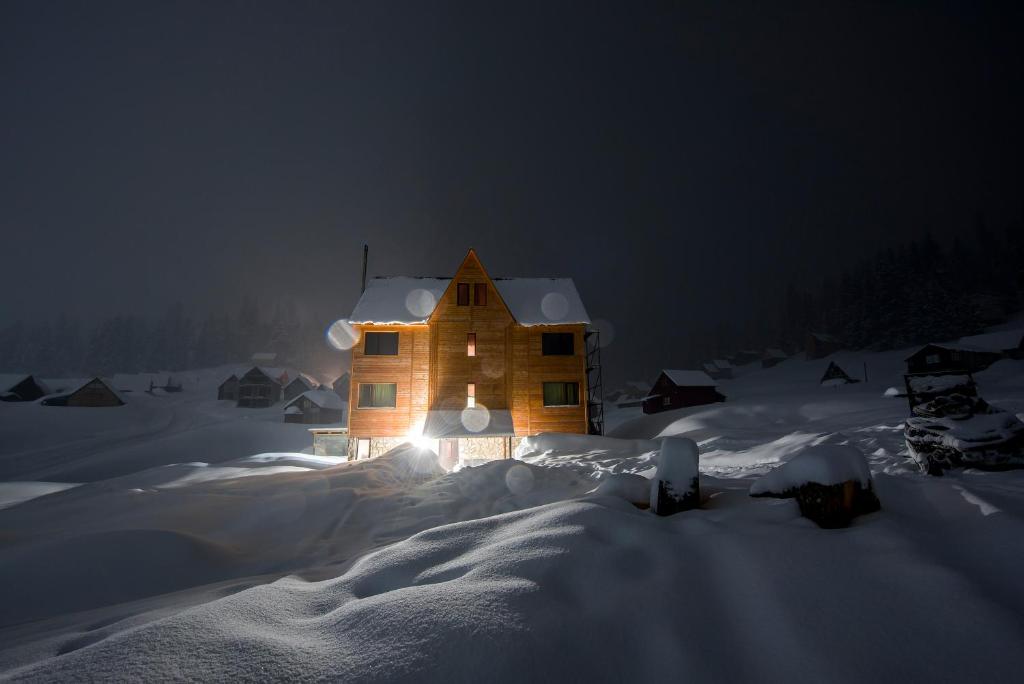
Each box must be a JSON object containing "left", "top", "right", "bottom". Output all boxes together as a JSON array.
[{"left": 429, "top": 249, "right": 516, "bottom": 324}]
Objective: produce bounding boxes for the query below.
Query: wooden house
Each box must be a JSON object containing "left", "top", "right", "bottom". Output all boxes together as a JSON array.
[
  {"left": 806, "top": 332, "right": 843, "bottom": 359},
  {"left": 905, "top": 343, "right": 1001, "bottom": 375},
  {"left": 642, "top": 370, "right": 725, "bottom": 414},
  {"left": 283, "top": 374, "right": 318, "bottom": 402},
  {"left": 284, "top": 389, "right": 346, "bottom": 424},
  {"left": 345, "top": 249, "right": 592, "bottom": 467},
  {"left": 0, "top": 374, "right": 51, "bottom": 402},
  {"left": 43, "top": 377, "right": 125, "bottom": 407},
  {"left": 237, "top": 366, "right": 288, "bottom": 408},
  {"left": 217, "top": 373, "right": 239, "bottom": 400}
]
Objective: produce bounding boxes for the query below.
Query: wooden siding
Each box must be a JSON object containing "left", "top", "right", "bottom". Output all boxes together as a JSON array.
[{"left": 347, "top": 250, "right": 589, "bottom": 439}]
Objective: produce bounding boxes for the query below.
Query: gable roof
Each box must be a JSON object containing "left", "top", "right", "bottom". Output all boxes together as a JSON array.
[
  {"left": 284, "top": 389, "right": 345, "bottom": 411},
  {"left": 0, "top": 374, "right": 31, "bottom": 393},
  {"left": 660, "top": 370, "right": 717, "bottom": 387},
  {"left": 349, "top": 276, "right": 590, "bottom": 326}
]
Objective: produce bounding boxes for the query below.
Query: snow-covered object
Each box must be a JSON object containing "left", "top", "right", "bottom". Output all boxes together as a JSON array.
[
  {"left": 883, "top": 386, "right": 902, "bottom": 398},
  {"left": 713, "top": 359, "right": 733, "bottom": 369},
  {"left": 284, "top": 389, "right": 345, "bottom": 411},
  {"left": 348, "top": 276, "right": 590, "bottom": 326},
  {"left": 650, "top": 436, "right": 700, "bottom": 515},
  {"left": 907, "top": 373, "right": 974, "bottom": 396},
  {"left": 905, "top": 402, "right": 1024, "bottom": 474},
  {"left": 750, "top": 444, "right": 871, "bottom": 496},
  {"left": 591, "top": 473, "right": 650, "bottom": 506}
]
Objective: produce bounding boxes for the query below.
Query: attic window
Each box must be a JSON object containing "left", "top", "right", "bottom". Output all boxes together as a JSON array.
[
  {"left": 457, "top": 283, "right": 470, "bottom": 306},
  {"left": 467, "top": 332, "right": 476, "bottom": 356},
  {"left": 364, "top": 332, "right": 399, "bottom": 355},
  {"left": 542, "top": 332, "right": 574, "bottom": 355},
  {"left": 473, "top": 283, "right": 487, "bottom": 306}
]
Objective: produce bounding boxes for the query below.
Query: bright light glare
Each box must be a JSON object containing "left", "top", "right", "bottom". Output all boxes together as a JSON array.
[
  {"left": 541, "top": 292, "right": 569, "bottom": 321},
  {"left": 326, "top": 319, "right": 360, "bottom": 351}
]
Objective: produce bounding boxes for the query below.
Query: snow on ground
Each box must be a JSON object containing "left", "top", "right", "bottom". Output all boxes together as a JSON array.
[{"left": 1, "top": 353, "right": 1024, "bottom": 680}]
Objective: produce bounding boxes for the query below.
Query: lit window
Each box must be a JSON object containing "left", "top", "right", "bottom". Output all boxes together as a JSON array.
[
  {"left": 467, "top": 383, "right": 475, "bottom": 408},
  {"left": 467, "top": 332, "right": 476, "bottom": 357},
  {"left": 357, "top": 383, "right": 397, "bottom": 408},
  {"left": 473, "top": 283, "right": 487, "bottom": 306},
  {"left": 457, "top": 283, "right": 470, "bottom": 306},
  {"left": 543, "top": 382, "right": 580, "bottom": 407}
]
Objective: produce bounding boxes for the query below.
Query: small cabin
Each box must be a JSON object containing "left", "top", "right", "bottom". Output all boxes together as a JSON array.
[
  {"left": 905, "top": 344, "right": 1001, "bottom": 375},
  {"left": 43, "top": 377, "right": 125, "bottom": 407},
  {"left": 806, "top": 332, "right": 843, "bottom": 359},
  {"left": 283, "top": 374, "right": 319, "bottom": 402},
  {"left": 283, "top": 389, "right": 346, "bottom": 424},
  {"left": 237, "top": 366, "right": 288, "bottom": 408},
  {"left": 820, "top": 361, "right": 857, "bottom": 386},
  {"left": 0, "top": 374, "right": 51, "bottom": 402},
  {"left": 643, "top": 370, "right": 725, "bottom": 414},
  {"left": 218, "top": 374, "right": 239, "bottom": 401},
  {"left": 762, "top": 348, "right": 787, "bottom": 369}
]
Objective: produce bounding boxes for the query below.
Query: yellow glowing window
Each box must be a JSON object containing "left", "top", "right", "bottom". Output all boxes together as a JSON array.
[
  {"left": 467, "top": 383, "right": 475, "bottom": 408},
  {"left": 467, "top": 332, "right": 476, "bottom": 357}
]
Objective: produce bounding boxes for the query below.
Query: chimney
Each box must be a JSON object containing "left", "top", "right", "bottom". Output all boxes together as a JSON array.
[{"left": 360, "top": 243, "right": 369, "bottom": 294}]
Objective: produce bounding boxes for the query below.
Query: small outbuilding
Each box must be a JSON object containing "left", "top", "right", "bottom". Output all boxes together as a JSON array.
[
  {"left": 237, "top": 366, "right": 289, "bottom": 408},
  {"left": 218, "top": 373, "right": 240, "bottom": 401},
  {"left": 283, "top": 389, "right": 346, "bottom": 424},
  {"left": 905, "top": 343, "right": 1001, "bottom": 375},
  {"left": 643, "top": 370, "right": 726, "bottom": 414},
  {"left": 820, "top": 361, "right": 857, "bottom": 386},
  {"left": 806, "top": 332, "right": 843, "bottom": 359},
  {"left": 0, "top": 374, "right": 51, "bottom": 402},
  {"left": 43, "top": 377, "right": 125, "bottom": 407},
  {"left": 283, "top": 374, "right": 319, "bottom": 402}
]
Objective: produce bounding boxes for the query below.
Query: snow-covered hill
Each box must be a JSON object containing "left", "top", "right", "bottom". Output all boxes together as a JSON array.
[{"left": 1, "top": 353, "right": 1023, "bottom": 680}]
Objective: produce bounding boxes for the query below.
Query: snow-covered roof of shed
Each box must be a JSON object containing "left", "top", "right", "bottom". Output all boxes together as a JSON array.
[
  {"left": 285, "top": 389, "right": 346, "bottom": 411},
  {"left": 661, "top": 370, "right": 717, "bottom": 387},
  {"left": 712, "top": 359, "right": 733, "bottom": 369},
  {"left": 348, "top": 276, "right": 590, "bottom": 326},
  {"left": 0, "top": 374, "right": 30, "bottom": 392}
]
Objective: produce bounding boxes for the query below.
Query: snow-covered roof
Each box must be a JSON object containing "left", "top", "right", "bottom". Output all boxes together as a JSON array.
[
  {"left": 957, "top": 329, "right": 1024, "bottom": 353},
  {"left": 242, "top": 366, "right": 288, "bottom": 383},
  {"left": 348, "top": 276, "right": 590, "bottom": 326},
  {"left": 0, "top": 374, "right": 30, "bottom": 393},
  {"left": 702, "top": 363, "right": 718, "bottom": 374},
  {"left": 422, "top": 408, "right": 515, "bottom": 438},
  {"left": 712, "top": 359, "right": 733, "bottom": 369},
  {"left": 764, "top": 348, "right": 787, "bottom": 358},
  {"left": 286, "top": 373, "right": 319, "bottom": 390},
  {"left": 285, "top": 389, "right": 346, "bottom": 411},
  {"left": 661, "top": 370, "right": 717, "bottom": 387}
]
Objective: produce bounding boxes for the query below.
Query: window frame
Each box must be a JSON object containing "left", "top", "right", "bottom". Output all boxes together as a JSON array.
[
  {"left": 363, "top": 331, "right": 399, "bottom": 356},
  {"left": 542, "top": 381, "right": 581, "bottom": 407},
  {"left": 467, "top": 382, "right": 476, "bottom": 408},
  {"left": 473, "top": 283, "right": 487, "bottom": 306},
  {"left": 467, "top": 332, "right": 477, "bottom": 357},
  {"left": 541, "top": 332, "right": 575, "bottom": 356},
  {"left": 357, "top": 382, "right": 398, "bottom": 409},
  {"left": 457, "top": 283, "right": 470, "bottom": 306}
]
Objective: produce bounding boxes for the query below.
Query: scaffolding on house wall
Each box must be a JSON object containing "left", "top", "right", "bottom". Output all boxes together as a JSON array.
[{"left": 585, "top": 328, "right": 604, "bottom": 435}]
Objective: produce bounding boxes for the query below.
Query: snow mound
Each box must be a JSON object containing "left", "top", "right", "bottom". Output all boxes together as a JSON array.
[
  {"left": 750, "top": 444, "right": 872, "bottom": 496},
  {"left": 590, "top": 473, "right": 650, "bottom": 505},
  {"left": 516, "top": 433, "right": 658, "bottom": 479}
]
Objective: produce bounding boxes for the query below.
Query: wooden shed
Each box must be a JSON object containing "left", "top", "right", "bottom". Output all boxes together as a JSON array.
[
  {"left": 806, "top": 332, "right": 843, "bottom": 359},
  {"left": 905, "top": 344, "right": 1001, "bottom": 375},
  {"left": 0, "top": 374, "right": 51, "bottom": 402},
  {"left": 284, "top": 389, "right": 346, "bottom": 424},
  {"left": 43, "top": 377, "right": 125, "bottom": 407},
  {"left": 283, "top": 374, "right": 319, "bottom": 402},
  {"left": 217, "top": 374, "right": 239, "bottom": 400},
  {"left": 642, "top": 370, "right": 725, "bottom": 414},
  {"left": 237, "top": 366, "right": 288, "bottom": 408}
]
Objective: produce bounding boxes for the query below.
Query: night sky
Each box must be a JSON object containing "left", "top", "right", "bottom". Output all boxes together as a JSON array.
[{"left": 2, "top": 1, "right": 1022, "bottom": 383}]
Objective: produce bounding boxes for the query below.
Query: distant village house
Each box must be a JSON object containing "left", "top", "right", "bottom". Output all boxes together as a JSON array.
[
  {"left": 0, "top": 375, "right": 51, "bottom": 402},
  {"left": 42, "top": 377, "right": 125, "bottom": 407},
  {"left": 284, "top": 389, "right": 346, "bottom": 424},
  {"left": 642, "top": 370, "right": 725, "bottom": 414}
]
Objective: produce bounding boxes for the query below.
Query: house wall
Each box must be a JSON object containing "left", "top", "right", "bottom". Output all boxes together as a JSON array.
[
  {"left": 346, "top": 252, "right": 589, "bottom": 450},
  {"left": 67, "top": 380, "right": 123, "bottom": 407}
]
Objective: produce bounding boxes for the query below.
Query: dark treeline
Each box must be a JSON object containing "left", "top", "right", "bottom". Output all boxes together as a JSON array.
[
  {"left": 677, "top": 213, "right": 1024, "bottom": 364},
  {"left": 0, "top": 298, "right": 346, "bottom": 380}
]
